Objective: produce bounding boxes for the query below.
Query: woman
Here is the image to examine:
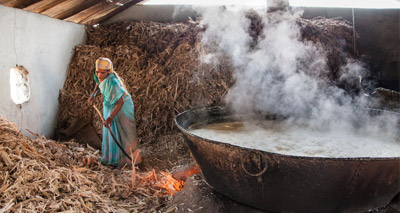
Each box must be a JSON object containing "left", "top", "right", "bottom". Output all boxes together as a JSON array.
[{"left": 88, "top": 57, "right": 141, "bottom": 167}]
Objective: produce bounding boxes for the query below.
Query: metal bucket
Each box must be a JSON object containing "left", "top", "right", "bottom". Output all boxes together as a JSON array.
[{"left": 174, "top": 106, "right": 400, "bottom": 213}]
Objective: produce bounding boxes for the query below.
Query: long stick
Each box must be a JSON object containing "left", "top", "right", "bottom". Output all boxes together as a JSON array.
[{"left": 93, "top": 105, "right": 132, "bottom": 161}]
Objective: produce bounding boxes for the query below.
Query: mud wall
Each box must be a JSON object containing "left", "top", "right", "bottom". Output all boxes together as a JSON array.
[{"left": 0, "top": 5, "right": 86, "bottom": 137}]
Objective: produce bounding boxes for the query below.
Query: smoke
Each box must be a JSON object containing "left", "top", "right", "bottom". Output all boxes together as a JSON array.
[{"left": 196, "top": 6, "right": 400, "bottom": 138}]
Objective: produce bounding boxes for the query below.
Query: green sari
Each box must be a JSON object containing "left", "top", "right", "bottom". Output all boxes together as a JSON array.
[{"left": 95, "top": 73, "right": 137, "bottom": 167}]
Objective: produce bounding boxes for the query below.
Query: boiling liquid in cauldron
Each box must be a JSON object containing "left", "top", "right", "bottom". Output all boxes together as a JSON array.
[{"left": 188, "top": 121, "right": 400, "bottom": 158}]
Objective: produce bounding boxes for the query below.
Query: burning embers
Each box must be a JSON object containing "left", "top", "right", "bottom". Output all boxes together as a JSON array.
[
  {"left": 130, "top": 168, "right": 185, "bottom": 196},
  {"left": 158, "top": 171, "right": 184, "bottom": 195},
  {"left": 172, "top": 163, "right": 200, "bottom": 182},
  {"left": 146, "top": 164, "right": 199, "bottom": 195},
  {"left": 131, "top": 163, "right": 200, "bottom": 196}
]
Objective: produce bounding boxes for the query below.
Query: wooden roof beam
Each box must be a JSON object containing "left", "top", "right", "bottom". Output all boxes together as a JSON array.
[
  {"left": 64, "top": 1, "right": 109, "bottom": 24},
  {"left": 2, "top": 0, "right": 41, "bottom": 8},
  {"left": 23, "top": 0, "right": 68, "bottom": 13},
  {"left": 0, "top": 0, "right": 16, "bottom": 5},
  {"left": 70, "top": 0, "right": 143, "bottom": 25},
  {"left": 41, "top": 0, "right": 103, "bottom": 19}
]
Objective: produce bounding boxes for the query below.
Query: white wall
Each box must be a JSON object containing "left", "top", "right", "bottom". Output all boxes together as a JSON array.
[{"left": 0, "top": 5, "right": 86, "bottom": 138}]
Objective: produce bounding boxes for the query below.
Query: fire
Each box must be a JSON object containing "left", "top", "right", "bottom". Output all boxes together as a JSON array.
[
  {"left": 131, "top": 168, "right": 185, "bottom": 196},
  {"left": 153, "top": 164, "right": 199, "bottom": 195},
  {"left": 143, "top": 169, "right": 184, "bottom": 195},
  {"left": 129, "top": 160, "right": 198, "bottom": 196},
  {"left": 156, "top": 171, "right": 184, "bottom": 195}
]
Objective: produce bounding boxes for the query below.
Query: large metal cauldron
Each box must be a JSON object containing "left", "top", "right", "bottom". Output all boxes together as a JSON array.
[{"left": 174, "top": 106, "right": 400, "bottom": 213}]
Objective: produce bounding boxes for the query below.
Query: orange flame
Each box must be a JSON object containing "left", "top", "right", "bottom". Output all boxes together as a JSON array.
[
  {"left": 131, "top": 168, "right": 185, "bottom": 196},
  {"left": 155, "top": 171, "right": 184, "bottom": 195}
]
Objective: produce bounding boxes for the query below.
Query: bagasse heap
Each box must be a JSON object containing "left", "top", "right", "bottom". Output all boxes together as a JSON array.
[
  {"left": 58, "top": 16, "right": 358, "bottom": 144},
  {"left": 0, "top": 116, "right": 183, "bottom": 212}
]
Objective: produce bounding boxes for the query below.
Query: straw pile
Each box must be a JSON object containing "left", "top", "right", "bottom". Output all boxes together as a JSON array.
[
  {"left": 298, "top": 16, "right": 360, "bottom": 80},
  {"left": 58, "top": 21, "right": 234, "bottom": 144},
  {"left": 370, "top": 87, "right": 400, "bottom": 110},
  {"left": 0, "top": 116, "right": 183, "bottom": 212},
  {"left": 57, "top": 16, "right": 357, "bottom": 144},
  {"left": 246, "top": 12, "right": 359, "bottom": 80}
]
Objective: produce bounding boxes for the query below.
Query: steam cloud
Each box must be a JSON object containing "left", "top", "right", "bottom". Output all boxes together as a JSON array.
[{"left": 196, "top": 5, "right": 400, "bottom": 139}]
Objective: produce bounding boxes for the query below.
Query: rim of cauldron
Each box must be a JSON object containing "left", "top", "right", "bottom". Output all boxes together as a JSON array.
[{"left": 174, "top": 106, "right": 400, "bottom": 161}]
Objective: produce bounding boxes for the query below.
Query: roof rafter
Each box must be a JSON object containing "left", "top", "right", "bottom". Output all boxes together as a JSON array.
[
  {"left": 65, "top": 0, "right": 143, "bottom": 25},
  {"left": 1, "top": 0, "right": 145, "bottom": 25},
  {"left": 0, "top": 0, "right": 14, "bottom": 4},
  {"left": 64, "top": 2, "right": 109, "bottom": 24},
  {"left": 41, "top": 0, "right": 104, "bottom": 19},
  {"left": 23, "top": 0, "right": 69, "bottom": 13},
  {"left": 3, "top": 0, "right": 40, "bottom": 8}
]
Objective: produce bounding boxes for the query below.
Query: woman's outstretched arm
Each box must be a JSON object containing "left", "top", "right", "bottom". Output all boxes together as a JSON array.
[{"left": 104, "top": 96, "right": 124, "bottom": 126}]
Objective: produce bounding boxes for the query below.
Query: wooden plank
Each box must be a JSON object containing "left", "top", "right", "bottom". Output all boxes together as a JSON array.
[
  {"left": 0, "top": 0, "right": 15, "bottom": 5},
  {"left": 79, "top": 0, "right": 143, "bottom": 25},
  {"left": 63, "top": 1, "right": 108, "bottom": 24},
  {"left": 82, "top": 5, "right": 120, "bottom": 25},
  {"left": 40, "top": 0, "right": 101, "bottom": 19},
  {"left": 23, "top": 0, "right": 68, "bottom": 13},
  {"left": 3, "top": 0, "right": 41, "bottom": 8},
  {"left": 3, "top": 0, "right": 22, "bottom": 8}
]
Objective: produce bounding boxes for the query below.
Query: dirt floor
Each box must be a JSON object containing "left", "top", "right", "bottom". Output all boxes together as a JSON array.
[
  {"left": 170, "top": 174, "right": 268, "bottom": 213},
  {"left": 139, "top": 134, "right": 193, "bottom": 172}
]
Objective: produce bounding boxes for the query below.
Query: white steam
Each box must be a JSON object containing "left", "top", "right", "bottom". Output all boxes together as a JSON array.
[{"left": 196, "top": 6, "right": 400, "bottom": 141}]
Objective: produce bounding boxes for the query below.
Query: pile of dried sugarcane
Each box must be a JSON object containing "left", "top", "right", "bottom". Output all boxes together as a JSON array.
[
  {"left": 298, "top": 16, "right": 360, "bottom": 80},
  {"left": 246, "top": 12, "right": 360, "bottom": 80},
  {"left": 58, "top": 21, "right": 234, "bottom": 144},
  {"left": 0, "top": 116, "right": 184, "bottom": 212},
  {"left": 57, "top": 16, "right": 358, "bottom": 144}
]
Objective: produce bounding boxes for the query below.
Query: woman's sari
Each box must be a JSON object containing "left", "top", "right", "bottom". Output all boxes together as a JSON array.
[{"left": 95, "top": 73, "right": 137, "bottom": 167}]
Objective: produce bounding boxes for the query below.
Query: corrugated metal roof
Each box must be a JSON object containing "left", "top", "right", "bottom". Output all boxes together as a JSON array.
[{"left": 0, "top": 0, "right": 143, "bottom": 25}]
